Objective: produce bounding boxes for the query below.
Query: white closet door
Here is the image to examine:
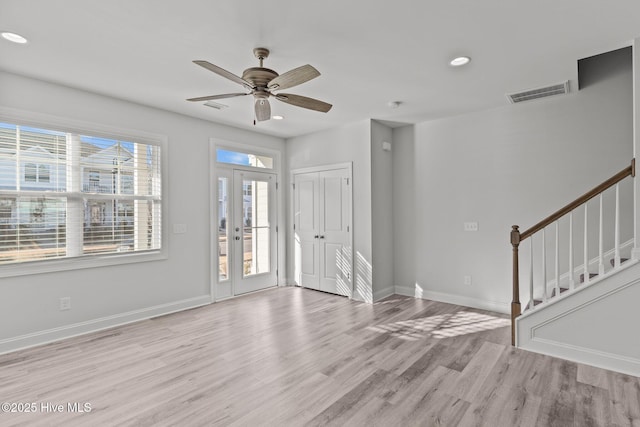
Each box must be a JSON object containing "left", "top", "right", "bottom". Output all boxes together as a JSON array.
[
  {"left": 318, "top": 169, "right": 351, "bottom": 296},
  {"left": 294, "top": 166, "right": 351, "bottom": 296},
  {"left": 294, "top": 172, "right": 320, "bottom": 290}
]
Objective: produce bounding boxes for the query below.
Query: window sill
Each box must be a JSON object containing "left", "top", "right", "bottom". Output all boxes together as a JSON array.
[{"left": 0, "top": 249, "right": 167, "bottom": 279}]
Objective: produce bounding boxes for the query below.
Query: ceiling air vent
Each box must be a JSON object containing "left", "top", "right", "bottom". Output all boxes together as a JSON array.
[
  {"left": 506, "top": 81, "right": 569, "bottom": 104},
  {"left": 204, "top": 100, "right": 229, "bottom": 110}
]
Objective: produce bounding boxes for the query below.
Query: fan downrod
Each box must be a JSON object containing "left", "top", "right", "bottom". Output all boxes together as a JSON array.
[{"left": 253, "top": 47, "right": 270, "bottom": 67}]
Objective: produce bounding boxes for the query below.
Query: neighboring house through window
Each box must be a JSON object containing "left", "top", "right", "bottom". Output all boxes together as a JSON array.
[{"left": 0, "top": 121, "right": 165, "bottom": 272}]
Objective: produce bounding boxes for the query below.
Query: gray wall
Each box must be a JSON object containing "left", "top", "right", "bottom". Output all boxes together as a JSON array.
[
  {"left": 286, "top": 120, "right": 373, "bottom": 301},
  {"left": 370, "top": 120, "right": 394, "bottom": 300},
  {"left": 393, "top": 47, "right": 633, "bottom": 312},
  {"left": 0, "top": 71, "right": 285, "bottom": 351},
  {"left": 392, "top": 125, "right": 416, "bottom": 295}
]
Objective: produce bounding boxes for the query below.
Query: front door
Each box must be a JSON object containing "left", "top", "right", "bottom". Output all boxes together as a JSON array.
[
  {"left": 232, "top": 170, "right": 277, "bottom": 295},
  {"left": 215, "top": 169, "right": 277, "bottom": 299}
]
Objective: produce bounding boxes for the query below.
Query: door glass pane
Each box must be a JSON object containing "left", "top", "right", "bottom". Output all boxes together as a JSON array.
[
  {"left": 243, "top": 179, "right": 270, "bottom": 277},
  {"left": 218, "top": 177, "right": 229, "bottom": 281}
]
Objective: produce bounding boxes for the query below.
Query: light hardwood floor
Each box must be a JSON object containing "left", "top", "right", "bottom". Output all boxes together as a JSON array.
[{"left": 0, "top": 287, "right": 639, "bottom": 426}]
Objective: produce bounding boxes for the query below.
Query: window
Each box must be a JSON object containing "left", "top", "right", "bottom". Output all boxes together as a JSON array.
[
  {"left": 24, "top": 163, "right": 51, "bottom": 183},
  {"left": 0, "top": 122, "right": 163, "bottom": 268},
  {"left": 38, "top": 164, "right": 50, "bottom": 183},
  {"left": 243, "top": 183, "right": 252, "bottom": 196},
  {"left": 216, "top": 148, "right": 273, "bottom": 169},
  {"left": 24, "top": 163, "right": 37, "bottom": 182}
]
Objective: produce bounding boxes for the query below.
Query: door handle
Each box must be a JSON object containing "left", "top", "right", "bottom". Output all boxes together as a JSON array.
[
  {"left": 314, "top": 235, "right": 319, "bottom": 239},
  {"left": 319, "top": 235, "right": 325, "bottom": 239},
  {"left": 235, "top": 236, "right": 240, "bottom": 241}
]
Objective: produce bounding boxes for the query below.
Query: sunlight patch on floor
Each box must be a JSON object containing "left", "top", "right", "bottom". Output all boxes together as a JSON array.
[{"left": 367, "top": 311, "right": 510, "bottom": 341}]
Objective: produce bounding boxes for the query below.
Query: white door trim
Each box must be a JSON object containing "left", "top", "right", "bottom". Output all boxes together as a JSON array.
[{"left": 290, "top": 162, "right": 353, "bottom": 176}]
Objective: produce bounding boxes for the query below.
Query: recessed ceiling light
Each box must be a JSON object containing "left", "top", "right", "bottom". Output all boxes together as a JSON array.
[
  {"left": 272, "top": 115, "right": 284, "bottom": 120},
  {"left": 1, "top": 32, "right": 28, "bottom": 44},
  {"left": 450, "top": 56, "right": 471, "bottom": 67}
]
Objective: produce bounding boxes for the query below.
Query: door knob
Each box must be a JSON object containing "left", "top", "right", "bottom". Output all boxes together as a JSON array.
[
  {"left": 320, "top": 235, "right": 325, "bottom": 239},
  {"left": 314, "top": 235, "right": 319, "bottom": 239}
]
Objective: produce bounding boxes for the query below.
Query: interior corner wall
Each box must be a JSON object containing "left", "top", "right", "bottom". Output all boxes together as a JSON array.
[
  {"left": 0, "top": 71, "right": 285, "bottom": 353},
  {"left": 394, "top": 48, "right": 633, "bottom": 313},
  {"left": 285, "top": 120, "right": 373, "bottom": 302},
  {"left": 370, "top": 120, "right": 394, "bottom": 301},
  {"left": 392, "top": 125, "right": 416, "bottom": 296}
]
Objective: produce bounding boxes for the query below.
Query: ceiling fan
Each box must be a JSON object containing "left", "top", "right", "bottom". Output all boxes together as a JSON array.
[{"left": 187, "top": 48, "right": 332, "bottom": 122}]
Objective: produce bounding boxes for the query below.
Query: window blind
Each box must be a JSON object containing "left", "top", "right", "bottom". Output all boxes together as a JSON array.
[{"left": 0, "top": 122, "right": 162, "bottom": 265}]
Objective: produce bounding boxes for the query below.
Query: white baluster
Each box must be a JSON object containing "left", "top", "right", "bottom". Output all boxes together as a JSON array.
[
  {"left": 584, "top": 204, "right": 589, "bottom": 284},
  {"left": 569, "top": 211, "right": 575, "bottom": 290},
  {"left": 614, "top": 183, "right": 621, "bottom": 268},
  {"left": 555, "top": 221, "right": 560, "bottom": 298},
  {"left": 598, "top": 194, "right": 604, "bottom": 275},
  {"left": 542, "top": 228, "right": 547, "bottom": 302},
  {"left": 529, "top": 238, "right": 534, "bottom": 309}
]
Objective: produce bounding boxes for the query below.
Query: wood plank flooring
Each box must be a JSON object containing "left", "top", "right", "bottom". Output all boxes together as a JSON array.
[{"left": 0, "top": 287, "right": 639, "bottom": 426}]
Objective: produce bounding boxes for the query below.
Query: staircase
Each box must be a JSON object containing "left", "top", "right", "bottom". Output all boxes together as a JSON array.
[{"left": 510, "top": 159, "right": 640, "bottom": 376}]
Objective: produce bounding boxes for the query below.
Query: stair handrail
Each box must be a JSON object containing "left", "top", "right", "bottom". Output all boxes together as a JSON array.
[{"left": 510, "top": 158, "right": 635, "bottom": 345}]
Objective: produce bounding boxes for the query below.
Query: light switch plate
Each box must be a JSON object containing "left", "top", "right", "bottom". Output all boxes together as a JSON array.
[{"left": 173, "top": 223, "right": 187, "bottom": 234}]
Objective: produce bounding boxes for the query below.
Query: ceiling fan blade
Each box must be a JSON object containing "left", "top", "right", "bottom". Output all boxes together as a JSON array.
[
  {"left": 255, "top": 98, "right": 271, "bottom": 121},
  {"left": 193, "top": 60, "right": 255, "bottom": 90},
  {"left": 275, "top": 93, "right": 332, "bottom": 113},
  {"left": 267, "top": 64, "right": 320, "bottom": 91},
  {"left": 186, "top": 93, "right": 250, "bottom": 102}
]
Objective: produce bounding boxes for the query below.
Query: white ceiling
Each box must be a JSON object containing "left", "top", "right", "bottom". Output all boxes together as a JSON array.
[{"left": 1, "top": 1, "right": 639, "bottom": 139}]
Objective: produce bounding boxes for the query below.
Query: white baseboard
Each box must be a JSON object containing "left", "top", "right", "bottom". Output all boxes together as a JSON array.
[
  {"left": 394, "top": 285, "right": 510, "bottom": 314},
  {"left": 0, "top": 295, "right": 211, "bottom": 355},
  {"left": 523, "top": 337, "right": 640, "bottom": 377},
  {"left": 373, "top": 286, "right": 395, "bottom": 302}
]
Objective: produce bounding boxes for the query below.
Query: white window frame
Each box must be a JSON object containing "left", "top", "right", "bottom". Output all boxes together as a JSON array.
[{"left": 0, "top": 107, "right": 168, "bottom": 278}]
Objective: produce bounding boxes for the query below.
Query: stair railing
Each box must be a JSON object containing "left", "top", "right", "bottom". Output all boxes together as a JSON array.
[{"left": 510, "top": 159, "right": 635, "bottom": 345}]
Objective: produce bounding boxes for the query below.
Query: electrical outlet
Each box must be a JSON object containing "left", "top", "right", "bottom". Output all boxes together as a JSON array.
[
  {"left": 59, "top": 297, "right": 71, "bottom": 311},
  {"left": 464, "top": 275, "right": 472, "bottom": 286},
  {"left": 464, "top": 222, "right": 479, "bottom": 232}
]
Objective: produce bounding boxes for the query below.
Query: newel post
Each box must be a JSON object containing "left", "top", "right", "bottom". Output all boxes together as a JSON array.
[{"left": 510, "top": 225, "right": 521, "bottom": 346}]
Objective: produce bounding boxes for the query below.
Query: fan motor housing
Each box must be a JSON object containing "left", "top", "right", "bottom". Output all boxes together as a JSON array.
[{"left": 242, "top": 67, "right": 278, "bottom": 89}]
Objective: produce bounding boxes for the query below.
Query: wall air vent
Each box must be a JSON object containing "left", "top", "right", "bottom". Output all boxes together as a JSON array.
[
  {"left": 506, "top": 81, "right": 569, "bottom": 104},
  {"left": 204, "top": 101, "right": 229, "bottom": 110}
]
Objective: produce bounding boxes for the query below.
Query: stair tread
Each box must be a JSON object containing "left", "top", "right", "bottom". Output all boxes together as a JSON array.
[
  {"left": 609, "top": 257, "right": 629, "bottom": 267},
  {"left": 579, "top": 272, "right": 598, "bottom": 283},
  {"left": 549, "top": 286, "right": 570, "bottom": 298}
]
